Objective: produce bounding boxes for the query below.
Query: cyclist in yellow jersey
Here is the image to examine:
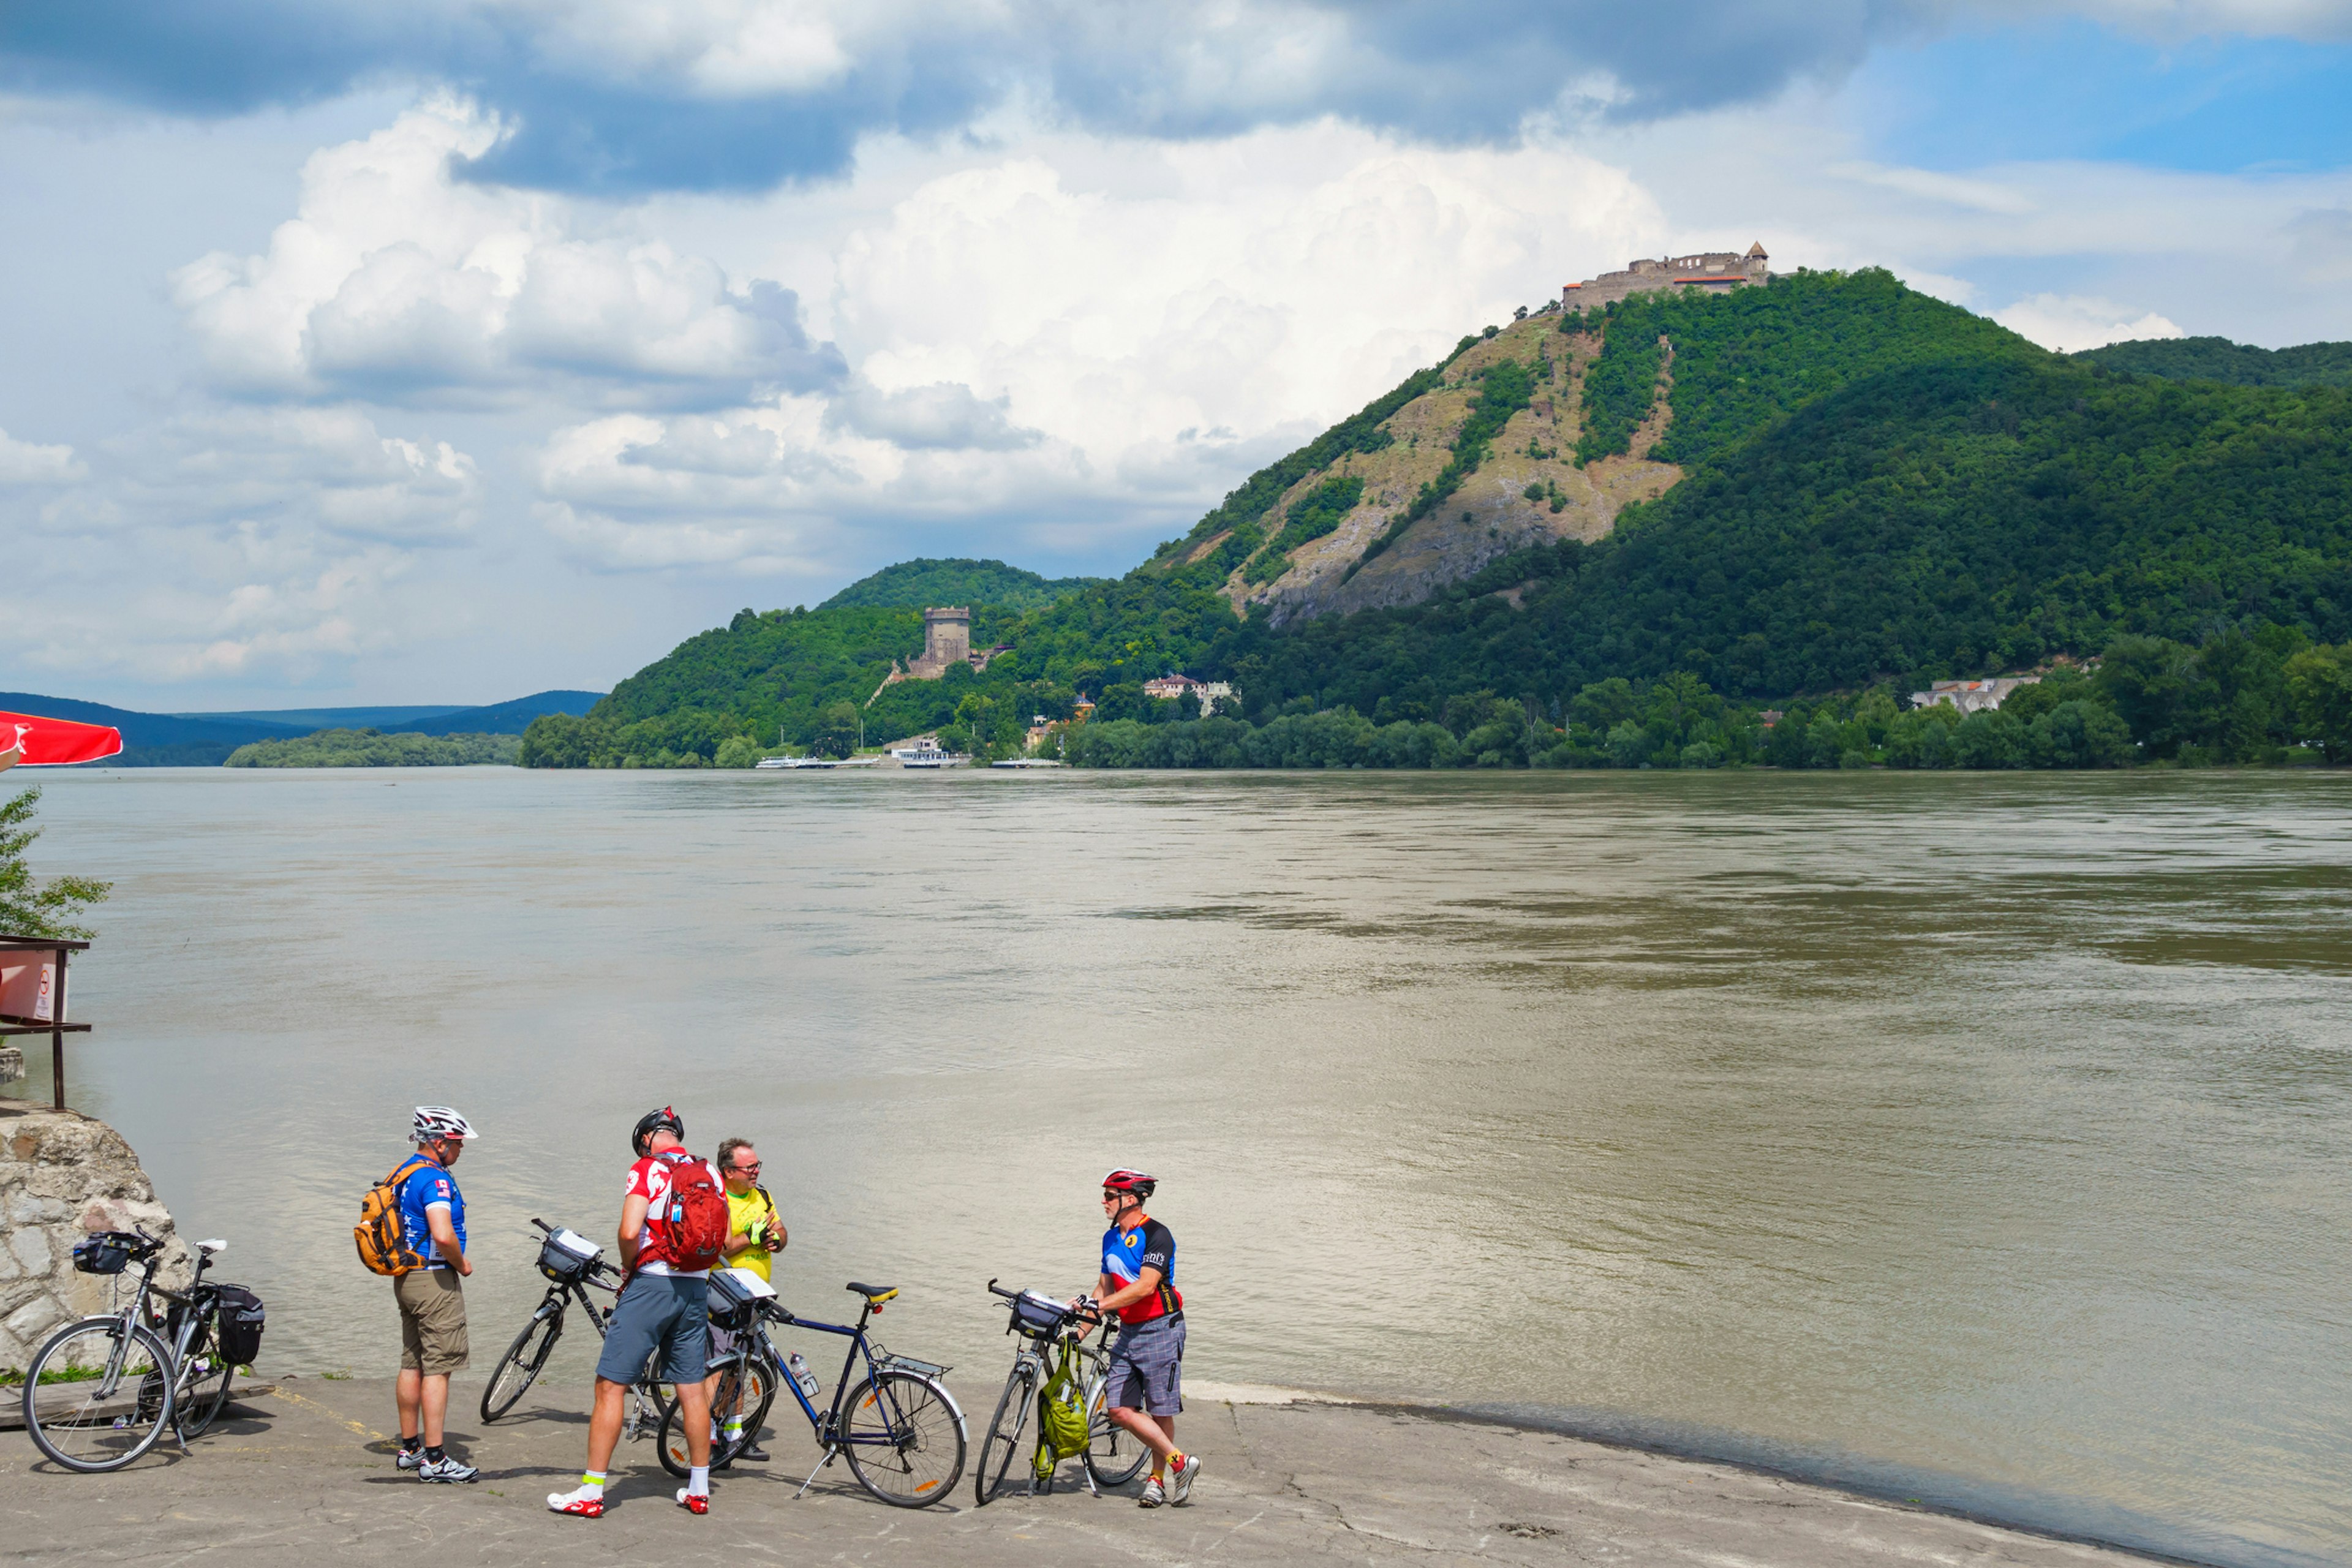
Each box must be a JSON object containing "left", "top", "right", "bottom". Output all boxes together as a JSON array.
[{"left": 709, "top": 1138, "right": 786, "bottom": 1460}]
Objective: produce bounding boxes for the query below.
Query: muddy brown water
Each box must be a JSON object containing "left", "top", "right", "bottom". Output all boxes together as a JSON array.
[{"left": 23, "top": 767, "right": 2352, "bottom": 1567}]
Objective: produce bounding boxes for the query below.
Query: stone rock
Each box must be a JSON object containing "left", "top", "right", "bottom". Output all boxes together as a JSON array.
[
  {"left": 9, "top": 1226, "right": 47, "bottom": 1275},
  {"left": 10, "top": 1192, "right": 68, "bottom": 1226},
  {"left": 5, "top": 1292, "right": 63, "bottom": 1343},
  {"left": 0, "top": 1097, "right": 187, "bottom": 1370}
]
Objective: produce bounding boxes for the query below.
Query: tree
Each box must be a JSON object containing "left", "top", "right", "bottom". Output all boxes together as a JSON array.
[
  {"left": 713, "top": 735, "right": 764, "bottom": 769},
  {"left": 813, "top": 701, "right": 861, "bottom": 759},
  {"left": 0, "top": 788, "right": 110, "bottom": 940},
  {"left": 2286, "top": 643, "right": 2352, "bottom": 762}
]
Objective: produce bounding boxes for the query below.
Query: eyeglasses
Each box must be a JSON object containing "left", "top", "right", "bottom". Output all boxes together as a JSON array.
[
  {"left": 733, "top": 1162, "right": 763, "bottom": 1174},
  {"left": 1101, "top": 1193, "right": 1123, "bottom": 1204}
]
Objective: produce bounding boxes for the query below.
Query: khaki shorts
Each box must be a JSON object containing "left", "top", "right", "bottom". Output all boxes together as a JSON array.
[{"left": 395, "top": 1268, "right": 469, "bottom": 1375}]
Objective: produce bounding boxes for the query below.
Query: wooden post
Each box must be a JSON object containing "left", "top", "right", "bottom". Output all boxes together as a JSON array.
[{"left": 52, "top": 944, "right": 67, "bottom": 1111}]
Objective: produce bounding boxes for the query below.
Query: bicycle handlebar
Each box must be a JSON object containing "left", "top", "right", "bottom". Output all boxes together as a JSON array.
[{"left": 985, "top": 1277, "right": 1104, "bottom": 1326}]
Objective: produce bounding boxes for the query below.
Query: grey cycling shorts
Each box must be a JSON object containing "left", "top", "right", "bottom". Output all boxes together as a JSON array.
[
  {"left": 597, "top": 1273, "right": 709, "bottom": 1385},
  {"left": 1104, "top": 1314, "right": 1185, "bottom": 1417}
]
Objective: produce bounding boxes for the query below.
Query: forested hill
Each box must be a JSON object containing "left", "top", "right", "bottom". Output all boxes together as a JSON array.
[
  {"left": 2075, "top": 336, "right": 2352, "bottom": 388},
  {"left": 816, "top": 557, "right": 1104, "bottom": 611},
  {"left": 524, "top": 268, "right": 2352, "bottom": 768}
]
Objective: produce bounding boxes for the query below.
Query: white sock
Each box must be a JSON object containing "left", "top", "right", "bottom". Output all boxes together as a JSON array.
[
  {"left": 689, "top": 1464, "right": 709, "bottom": 1498},
  {"left": 580, "top": 1470, "right": 607, "bottom": 1496}
]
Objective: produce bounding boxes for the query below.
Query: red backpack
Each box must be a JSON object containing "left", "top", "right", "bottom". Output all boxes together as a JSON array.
[{"left": 653, "top": 1151, "right": 731, "bottom": 1274}]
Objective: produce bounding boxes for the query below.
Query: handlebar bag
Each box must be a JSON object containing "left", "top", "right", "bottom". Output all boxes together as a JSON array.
[
  {"left": 705, "top": 1265, "right": 777, "bottom": 1329},
  {"left": 537, "top": 1227, "right": 603, "bottom": 1284},
  {"left": 1013, "top": 1289, "right": 1071, "bottom": 1337},
  {"left": 72, "top": 1234, "right": 137, "bottom": 1275},
  {"left": 215, "top": 1285, "right": 266, "bottom": 1366}
]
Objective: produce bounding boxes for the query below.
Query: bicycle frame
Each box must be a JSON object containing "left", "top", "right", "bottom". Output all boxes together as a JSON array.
[
  {"left": 750, "top": 1294, "right": 945, "bottom": 1495},
  {"left": 67, "top": 1235, "right": 219, "bottom": 1444}
]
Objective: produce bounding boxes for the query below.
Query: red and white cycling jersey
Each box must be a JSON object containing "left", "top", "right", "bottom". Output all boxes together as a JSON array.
[{"left": 622, "top": 1151, "right": 720, "bottom": 1277}]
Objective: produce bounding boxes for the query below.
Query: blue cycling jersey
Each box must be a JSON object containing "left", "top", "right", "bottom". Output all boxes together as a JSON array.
[
  {"left": 396, "top": 1155, "right": 466, "bottom": 1269},
  {"left": 1101, "top": 1218, "right": 1181, "bottom": 1325}
]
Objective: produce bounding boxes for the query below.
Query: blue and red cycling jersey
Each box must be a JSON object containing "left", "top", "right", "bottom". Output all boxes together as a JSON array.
[{"left": 1101, "top": 1219, "right": 1182, "bottom": 1326}]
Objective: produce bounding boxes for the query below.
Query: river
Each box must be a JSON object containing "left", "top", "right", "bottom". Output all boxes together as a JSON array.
[{"left": 18, "top": 766, "right": 2352, "bottom": 1566}]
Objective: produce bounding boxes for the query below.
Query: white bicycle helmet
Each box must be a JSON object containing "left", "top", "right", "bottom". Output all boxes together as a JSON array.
[{"left": 412, "top": 1106, "right": 478, "bottom": 1144}]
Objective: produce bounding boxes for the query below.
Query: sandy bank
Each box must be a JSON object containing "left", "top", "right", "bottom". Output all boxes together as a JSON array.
[{"left": 0, "top": 1375, "right": 2178, "bottom": 1567}]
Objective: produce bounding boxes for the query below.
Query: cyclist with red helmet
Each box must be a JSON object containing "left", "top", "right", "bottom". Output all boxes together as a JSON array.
[
  {"left": 548, "top": 1107, "right": 723, "bottom": 1519},
  {"left": 1084, "top": 1168, "right": 1200, "bottom": 1507}
]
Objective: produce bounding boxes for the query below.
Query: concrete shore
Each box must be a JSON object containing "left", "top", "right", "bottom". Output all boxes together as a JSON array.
[{"left": 1, "top": 1376, "right": 2179, "bottom": 1567}]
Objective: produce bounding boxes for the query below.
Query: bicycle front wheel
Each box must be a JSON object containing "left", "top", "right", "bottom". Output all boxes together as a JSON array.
[
  {"left": 659, "top": 1357, "right": 744, "bottom": 1478},
  {"left": 1083, "top": 1376, "right": 1148, "bottom": 1487},
  {"left": 841, "top": 1369, "right": 964, "bottom": 1507},
  {"left": 172, "top": 1318, "right": 235, "bottom": 1441},
  {"left": 974, "top": 1362, "right": 1038, "bottom": 1506},
  {"left": 481, "top": 1305, "right": 564, "bottom": 1422},
  {"left": 23, "top": 1319, "right": 175, "bottom": 1472}
]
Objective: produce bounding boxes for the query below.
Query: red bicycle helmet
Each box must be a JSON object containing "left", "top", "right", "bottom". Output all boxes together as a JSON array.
[{"left": 1101, "top": 1168, "right": 1156, "bottom": 1199}]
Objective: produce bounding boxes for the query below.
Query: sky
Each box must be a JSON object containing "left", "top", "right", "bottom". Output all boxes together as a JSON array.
[{"left": 4, "top": 2, "right": 2351, "bottom": 710}]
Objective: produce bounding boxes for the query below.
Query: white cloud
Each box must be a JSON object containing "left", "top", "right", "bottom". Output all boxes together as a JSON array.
[
  {"left": 519, "top": 117, "right": 1664, "bottom": 569},
  {"left": 170, "top": 96, "right": 843, "bottom": 404},
  {"left": 1992, "top": 293, "right": 2187, "bottom": 352},
  {"left": 0, "top": 428, "right": 86, "bottom": 486}
]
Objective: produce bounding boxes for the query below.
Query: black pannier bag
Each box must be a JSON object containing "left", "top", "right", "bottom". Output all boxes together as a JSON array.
[
  {"left": 71, "top": 1234, "right": 137, "bottom": 1275},
  {"left": 215, "top": 1285, "right": 266, "bottom": 1366}
]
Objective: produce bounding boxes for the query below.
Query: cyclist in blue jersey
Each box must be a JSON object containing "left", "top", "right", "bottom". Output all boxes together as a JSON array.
[
  {"left": 1082, "top": 1169, "right": 1200, "bottom": 1507},
  {"left": 393, "top": 1106, "right": 479, "bottom": 1483}
]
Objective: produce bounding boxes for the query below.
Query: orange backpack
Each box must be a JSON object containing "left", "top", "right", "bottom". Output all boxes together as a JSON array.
[{"left": 355, "top": 1155, "right": 433, "bottom": 1276}]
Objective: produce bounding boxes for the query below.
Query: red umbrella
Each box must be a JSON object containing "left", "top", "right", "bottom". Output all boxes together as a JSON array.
[{"left": 0, "top": 710, "right": 125, "bottom": 771}]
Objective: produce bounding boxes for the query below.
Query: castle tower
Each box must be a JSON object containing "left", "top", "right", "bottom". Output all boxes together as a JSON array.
[{"left": 905, "top": 606, "right": 971, "bottom": 678}]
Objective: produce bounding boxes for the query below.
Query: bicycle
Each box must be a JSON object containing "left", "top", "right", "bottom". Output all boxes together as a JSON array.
[
  {"left": 478, "top": 1218, "right": 673, "bottom": 1441},
  {"left": 974, "top": 1280, "right": 1150, "bottom": 1504},
  {"left": 658, "top": 1275, "right": 966, "bottom": 1507},
  {"left": 20, "top": 1229, "right": 257, "bottom": 1472}
]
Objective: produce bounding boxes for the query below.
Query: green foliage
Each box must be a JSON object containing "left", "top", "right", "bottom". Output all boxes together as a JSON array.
[
  {"left": 2285, "top": 643, "right": 2352, "bottom": 763},
  {"left": 0, "top": 787, "right": 110, "bottom": 940},
  {"left": 224, "top": 729, "right": 521, "bottom": 767},
  {"left": 1354, "top": 356, "right": 1536, "bottom": 574},
  {"left": 1573, "top": 326, "right": 1663, "bottom": 464},
  {"left": 2075, "top": 336, "right": 2352, "bottom": 389},
  {"left": 712, "top": 734, "right": 765, "bottom": 769},
  {"left": 816, "top": 557, "right": 1104, "bottom": 611},
  {"left": 1157, "top": 363, "right": 1442, "bottom": 561},
  {"left": 1243, "top": 475, "right": 1365, "bottom": 583},
  {"left": 813, "top": 701, "right": 862, "bottom": 759}
]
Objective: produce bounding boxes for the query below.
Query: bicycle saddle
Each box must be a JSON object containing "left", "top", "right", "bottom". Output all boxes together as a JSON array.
[{"left": 846, "top": 1281, "right": 899, "bottom": 1304}]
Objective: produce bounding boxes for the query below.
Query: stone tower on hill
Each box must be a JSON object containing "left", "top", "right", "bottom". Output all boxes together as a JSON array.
[
  {"left": 1563, "top": 243, "right": 1770, "bottom": 313},
  {"left": 905, "top": 606, "right": 971, "bottom": 679}
]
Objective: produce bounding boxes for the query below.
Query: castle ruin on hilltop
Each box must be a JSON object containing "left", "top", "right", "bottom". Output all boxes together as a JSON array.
[
  {"left": 1564, "top": 243, "right": 1770, "bottom": 313},
  {"left": 906, "top": 606, "right": 971, "bottom": 679}
]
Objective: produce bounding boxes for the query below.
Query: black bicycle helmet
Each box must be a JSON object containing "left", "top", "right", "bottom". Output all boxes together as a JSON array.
[{"left": 632, "top": 1105, "right": 685, "bottom": 1156}]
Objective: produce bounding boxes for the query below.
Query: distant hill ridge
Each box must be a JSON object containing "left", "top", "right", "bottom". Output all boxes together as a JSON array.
[
  {"left": 2074, "top": 336, "right": 2352, "bottom": 388},
  {"left": 817, "top": 558, "right": 1105, "bottom": 611},
  {"left": 521, "top": 266, "right": 2352, "bottom": 766},
  {"left": 4, "top": 689, "right": 604, "bottom": 766}
]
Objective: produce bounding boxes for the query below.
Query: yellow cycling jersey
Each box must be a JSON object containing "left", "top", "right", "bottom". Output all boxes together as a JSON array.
[{"left": 726, "top": 1186, "right": 778, "bottom": 1281}]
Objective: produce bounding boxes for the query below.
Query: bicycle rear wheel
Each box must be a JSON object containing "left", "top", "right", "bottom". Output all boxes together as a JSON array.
[
  {"left": 481, "top": 1305, "right": 563, "bottom": 1422},
  {"left": 1082, "top": 1376, "right": 1148, "bottom": 1487},
  {"left": 841, "top": 1369, "right": 964, "bottom": 1507},
  {"left": 172, "top": 1317, "right": 235, "bottom": 1441},
  {"left": 22, "top": 1319, "right": 175, "bottom": 1473},
  {"left": 974, "top": 1362, "right": 1038, "bottom": 1506}
]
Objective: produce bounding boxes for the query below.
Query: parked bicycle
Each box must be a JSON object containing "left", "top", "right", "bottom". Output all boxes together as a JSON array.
[
  {"left": 478, "top": 1218, "right": 673, "bottom": 1440},
  {"left": 20, "top": 1229, "right": 265, "bottom": 1473},
  {"left": 975, "top": 1279, "right": 1149, "bottom": 1504},
  {"left": 658, "top": 1272, "right": 966, "bottom": 1507}
]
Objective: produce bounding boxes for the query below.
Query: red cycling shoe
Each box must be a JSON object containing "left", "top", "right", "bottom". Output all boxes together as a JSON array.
[{"left": 676, "top": 1488, "right": 709, "bottom": 1515}]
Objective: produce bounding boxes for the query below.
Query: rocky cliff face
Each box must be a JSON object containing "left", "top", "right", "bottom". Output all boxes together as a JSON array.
[
  {"left": 1216, "top": 312, "right": 1683, "bottom": 627},
  {"left": 0, "top": 1098, "right": 189, "bottom": 1373}
]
